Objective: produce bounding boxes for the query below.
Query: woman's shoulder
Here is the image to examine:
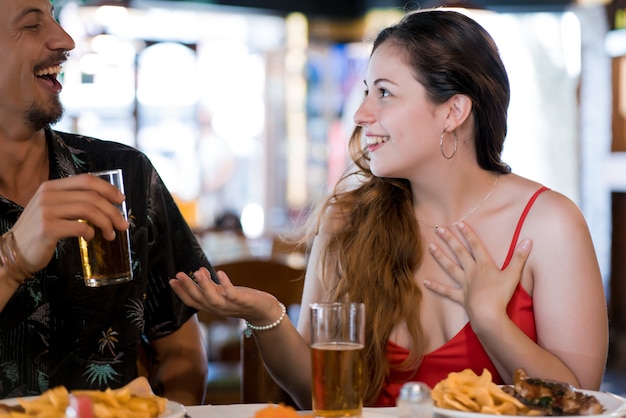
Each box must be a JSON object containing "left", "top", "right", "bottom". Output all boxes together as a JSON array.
[
  {"left": 503, "top": 174, "right": 588, "bottom": 232},
  {"left": 315, "top": 204, "right": 347, "bottom": 237}
]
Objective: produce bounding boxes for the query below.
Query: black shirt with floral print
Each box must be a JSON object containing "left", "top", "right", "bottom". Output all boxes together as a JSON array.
[{"left": 0, "top": 128, "right": 215, "bottom": 399}]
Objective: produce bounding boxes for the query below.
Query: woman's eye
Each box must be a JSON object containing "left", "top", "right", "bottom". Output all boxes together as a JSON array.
[{"left": 379, "top": 88, "right": 390, "bottom": 98}]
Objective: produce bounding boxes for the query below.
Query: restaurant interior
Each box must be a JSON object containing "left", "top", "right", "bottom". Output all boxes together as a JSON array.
[{"left": 51, "top": 0, "right": 626, "bottom": 404}]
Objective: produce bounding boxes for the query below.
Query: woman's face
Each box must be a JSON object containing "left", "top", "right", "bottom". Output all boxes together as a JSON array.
[{"left": 353, "top": 41, "right": 447, "bottom": 179}]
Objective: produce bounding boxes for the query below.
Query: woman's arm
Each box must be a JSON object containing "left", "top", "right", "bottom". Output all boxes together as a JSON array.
[
  {"left": 509, "top": 191, "right": 608, "bottom": 389},
  {"left": 243, "top": 227, "right": 335, "bottom": 408},
  {"left": 169, "top": 259, "right": 324, "bottom": 409},
  {"left": 259, "top": 231, "right": 331, "bottom": 407}
]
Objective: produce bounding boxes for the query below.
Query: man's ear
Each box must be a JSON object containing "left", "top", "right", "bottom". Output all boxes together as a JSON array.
[{"left": 445, "top": 94, "right": 473, "bottom": 130}]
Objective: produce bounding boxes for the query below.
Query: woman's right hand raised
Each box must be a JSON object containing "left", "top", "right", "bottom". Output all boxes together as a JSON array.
[
  {"left": 170, "top": 267, "right": 281, "bottom": 325},
  {"left": 9, "top": 174, "right": 129, "bottom": 276}
]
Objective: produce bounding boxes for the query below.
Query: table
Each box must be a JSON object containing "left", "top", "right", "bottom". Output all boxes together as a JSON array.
[{"left": 185, "top": 404, "right": 398, "bottom": 418}]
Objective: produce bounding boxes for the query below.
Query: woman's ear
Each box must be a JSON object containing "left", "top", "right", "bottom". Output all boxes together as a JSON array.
[{"left": 445, "top": 94, "right": 473, "bottom": 129}]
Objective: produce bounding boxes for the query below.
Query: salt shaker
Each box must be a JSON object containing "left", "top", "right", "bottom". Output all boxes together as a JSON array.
[{"left": 397, "top": 382, "right": 433, "bottom": 418}]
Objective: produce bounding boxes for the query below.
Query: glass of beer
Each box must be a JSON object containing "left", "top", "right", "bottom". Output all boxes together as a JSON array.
[
  {"left": 78, "top": 169, "right": 132, "bottom": 287},
  {"left": 310, "top": 302, "right": 365, "bottom": 418}
]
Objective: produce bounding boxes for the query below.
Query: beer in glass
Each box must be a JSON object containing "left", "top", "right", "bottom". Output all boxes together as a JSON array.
[
  {"left": 78, "top": 169, "right": 132, "bottom": 287},
  {"left": 310, "top": 302, "right": 365, "bottom": 418}
]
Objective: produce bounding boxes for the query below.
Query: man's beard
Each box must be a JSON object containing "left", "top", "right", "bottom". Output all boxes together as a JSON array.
[{"left": 25, "top": 96, "right": 64, "bottom": 131}]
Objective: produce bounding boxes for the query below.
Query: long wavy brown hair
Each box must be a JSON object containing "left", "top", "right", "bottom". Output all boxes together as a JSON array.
[{"left": 303, "top": 9, "right": 512, "bottom": 404}]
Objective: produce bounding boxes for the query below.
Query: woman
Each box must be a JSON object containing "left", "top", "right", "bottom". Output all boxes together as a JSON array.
[{"left": 170, "top": 9, "right": 608, "bottom": 408}]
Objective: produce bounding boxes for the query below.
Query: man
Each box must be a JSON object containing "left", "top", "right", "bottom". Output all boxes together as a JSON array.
[{"left": 0, "top": 0, "right": 210, "bottom": 405}]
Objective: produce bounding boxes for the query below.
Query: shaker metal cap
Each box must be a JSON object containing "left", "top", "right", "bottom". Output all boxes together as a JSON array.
[{"left": 399, "top": 382, "right": 431, "bottom": 401}]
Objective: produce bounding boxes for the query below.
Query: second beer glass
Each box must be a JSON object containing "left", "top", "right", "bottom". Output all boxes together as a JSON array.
[{"left": 310, "top": 302, "right": 365, "bottom": 418}]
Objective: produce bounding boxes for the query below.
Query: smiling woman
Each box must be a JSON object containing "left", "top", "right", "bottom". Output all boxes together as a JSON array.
[{"left": 165, "top": 7, "right": 609, "bottom": 411}]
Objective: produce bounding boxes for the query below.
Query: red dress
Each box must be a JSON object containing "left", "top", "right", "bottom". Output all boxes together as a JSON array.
[{"left": 374, "top": 186, "right": 549, "bottom": 406}]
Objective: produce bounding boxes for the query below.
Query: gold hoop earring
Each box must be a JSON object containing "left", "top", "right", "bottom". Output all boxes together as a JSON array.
[{"left": 440, "top": 130, "right": 458, "bottom": 160}]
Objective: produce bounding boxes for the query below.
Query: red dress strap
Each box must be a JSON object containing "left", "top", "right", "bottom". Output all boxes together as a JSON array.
[{"left": 502, "top": 186, "right": 550, "bottom": 269}]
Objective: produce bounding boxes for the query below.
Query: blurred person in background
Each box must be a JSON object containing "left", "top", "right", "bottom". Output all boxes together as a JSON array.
[
  {"left": 170, "top": 8, "right": 608, "bottom": 408},
  {"left": 0, "top": 0, "right": 212, "bottom": 405}
]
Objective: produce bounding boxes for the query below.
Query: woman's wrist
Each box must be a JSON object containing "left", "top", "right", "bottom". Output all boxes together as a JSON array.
[{"left": 243, "top": 301, "right": 287, "bottom": 338}]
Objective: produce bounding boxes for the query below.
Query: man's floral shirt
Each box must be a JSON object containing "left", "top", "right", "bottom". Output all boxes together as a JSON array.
[{"left": 0, "top": 128, "right": 213, "bottom": 398}]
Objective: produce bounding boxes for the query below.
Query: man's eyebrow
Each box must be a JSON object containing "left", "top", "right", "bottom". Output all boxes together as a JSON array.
[{"left": 12, "top": 7, "right": 46, "bottom": 24}]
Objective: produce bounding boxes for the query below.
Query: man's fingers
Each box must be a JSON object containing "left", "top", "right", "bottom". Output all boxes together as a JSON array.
[{"left": 46, "top": 174, "right": 126, "bottom": 203}]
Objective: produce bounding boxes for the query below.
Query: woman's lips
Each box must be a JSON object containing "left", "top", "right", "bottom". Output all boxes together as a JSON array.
[{"left": 366, "top": 135, "right": 389, "bottom": 152}]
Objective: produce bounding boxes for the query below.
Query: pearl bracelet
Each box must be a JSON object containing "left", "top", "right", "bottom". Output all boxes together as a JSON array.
[{"left": 244, "top": 301, "right": 287, "bottom": 339}]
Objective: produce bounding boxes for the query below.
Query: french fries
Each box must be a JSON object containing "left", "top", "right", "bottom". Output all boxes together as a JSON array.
[
  {"left": 432, "top": 369, "right": 537, "bottom": 416},
  {"left": 0, "top": 377, "right": 167, "bottom": 418}
]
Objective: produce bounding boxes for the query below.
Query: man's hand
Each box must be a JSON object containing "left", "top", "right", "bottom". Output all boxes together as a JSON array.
[{"left": 10, "top": 174, "right": 129, "bottom": 275}]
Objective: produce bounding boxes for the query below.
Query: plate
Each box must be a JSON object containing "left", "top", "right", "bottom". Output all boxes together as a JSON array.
[
  {"left": 0, "top": 396, "right": 37, "bottom": 406},
  {"left": 362, "top": 409, "right": 398, "bottom": 418},
  {"left": 0, "top": 397, "right": 186, "bottom": 418},
  {"left": 162, "top": 400, "right": 186, "bottom": 418},
  {"left": 433, "top": 390, "right": 626, "bottom": 418}
]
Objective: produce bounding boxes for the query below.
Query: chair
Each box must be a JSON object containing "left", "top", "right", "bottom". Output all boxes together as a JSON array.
[{"left": 200, "top": 257, "right": 305, "bottom": 406}]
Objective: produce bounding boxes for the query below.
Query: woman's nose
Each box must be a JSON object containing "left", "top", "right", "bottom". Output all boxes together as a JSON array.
[{"left": 353, "top": 99, "right": 374, "bottom": 127}]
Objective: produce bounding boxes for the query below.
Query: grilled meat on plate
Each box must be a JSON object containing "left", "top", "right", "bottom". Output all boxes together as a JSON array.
[{"left": 505, "top": 369, "right": 604, "bottom": 416}]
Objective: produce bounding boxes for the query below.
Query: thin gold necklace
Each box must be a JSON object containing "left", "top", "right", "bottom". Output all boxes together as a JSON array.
[{"left": 417, "top": 175, "right": 499, "bottom": 232}]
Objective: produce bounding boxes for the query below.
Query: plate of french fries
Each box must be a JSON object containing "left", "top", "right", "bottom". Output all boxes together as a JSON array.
[
  {"left": 0, "top": 377, "right": 185, "bottom": 418},
  {"left": 431, "top": 369, "right": 626, "bottom": 418}
]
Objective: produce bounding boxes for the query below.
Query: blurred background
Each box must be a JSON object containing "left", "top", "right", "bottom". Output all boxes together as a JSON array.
[{"left": 50, "top": 0, "right": 626, "bottom": 399}]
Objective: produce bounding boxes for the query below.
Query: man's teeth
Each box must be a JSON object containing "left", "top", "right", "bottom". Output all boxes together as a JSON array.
[
  {"left": 366, "top": 136, "right": 389, "bottom": 146},
  {"left": 35, "top": 65, "right": 62, "bottom": 77}
]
